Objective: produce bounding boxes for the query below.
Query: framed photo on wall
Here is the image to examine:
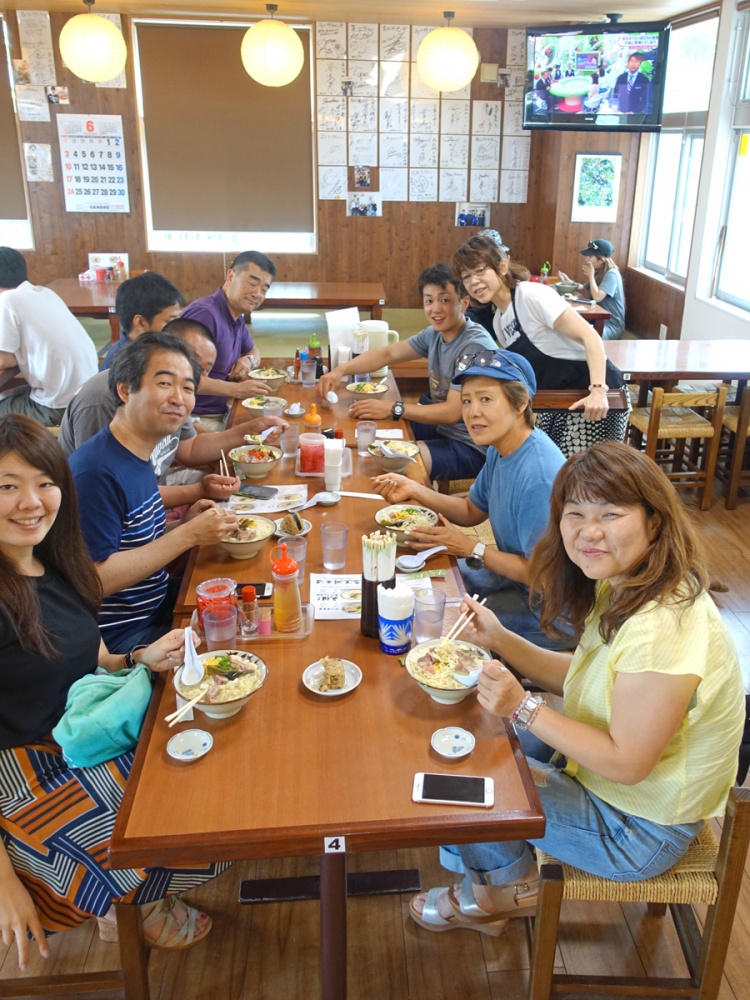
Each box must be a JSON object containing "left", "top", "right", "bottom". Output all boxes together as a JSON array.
[{"left": 571, "top": 153, "right": 622, "bottom": 223}]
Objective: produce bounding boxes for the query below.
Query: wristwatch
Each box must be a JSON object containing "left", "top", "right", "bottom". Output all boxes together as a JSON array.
[
  {"left": 391, "top": 400, "right": 405, "bottom": 419},
  {"left": 465, "top": 541, "right": 486, "bottom": 570}
]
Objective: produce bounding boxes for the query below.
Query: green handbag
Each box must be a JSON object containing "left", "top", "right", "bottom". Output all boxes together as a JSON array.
[{"left": 52, "top": 666, "right": 153, "bottom": 768}]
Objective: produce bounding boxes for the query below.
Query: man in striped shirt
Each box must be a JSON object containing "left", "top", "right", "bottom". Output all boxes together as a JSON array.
[{"left": 69, "top": 332, "right": 238, "bottom": 652}]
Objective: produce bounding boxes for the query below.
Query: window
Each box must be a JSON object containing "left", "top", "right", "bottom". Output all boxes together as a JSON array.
[
  {"left": 0, "top": 18, "right": 33, "bottom": 248},
  {"left": 639, "top": 16, "right": 719, "bottom": 283}
]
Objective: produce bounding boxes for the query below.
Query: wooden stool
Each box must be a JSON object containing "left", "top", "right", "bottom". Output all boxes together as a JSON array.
[
  {"left": 528, "top": 786, "right": 750, "bottom": 1000},
  {"left": 720, "top": 385, "right": 750, "bottom": 509},
  {"left": 0, "top": 903, "right": 150, "bottom": 999}
]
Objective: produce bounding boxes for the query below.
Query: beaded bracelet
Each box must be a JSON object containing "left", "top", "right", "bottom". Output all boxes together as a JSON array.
[{"left": 511, "top": 693, "right": 547, "bottom": 731}]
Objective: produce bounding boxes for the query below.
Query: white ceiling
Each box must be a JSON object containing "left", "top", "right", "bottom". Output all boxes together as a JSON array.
[{"left": 7, "top": 0, "right": 694, "bottom": 28}]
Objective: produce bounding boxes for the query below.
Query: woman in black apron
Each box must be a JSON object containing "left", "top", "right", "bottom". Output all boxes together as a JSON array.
[{"left": 452, "top": 235, "right": 628, "bottom": 456}]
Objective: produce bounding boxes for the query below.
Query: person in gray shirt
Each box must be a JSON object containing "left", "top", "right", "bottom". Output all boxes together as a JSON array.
[{"left": 319, "top": 264, "right": 496, "bottom": 481}]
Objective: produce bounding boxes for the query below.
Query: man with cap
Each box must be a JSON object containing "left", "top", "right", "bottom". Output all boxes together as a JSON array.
[
  {"left": 372, "top": 348, "right": 571, "bottom": 650},
  {"left": 559, "top": 237, "right": 625, "bottom": 341}
]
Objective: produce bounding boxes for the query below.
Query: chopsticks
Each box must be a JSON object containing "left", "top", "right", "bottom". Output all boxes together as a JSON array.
[
  {"left": 445, "top": 595, "right": 488, "bottom": 643},
  {"left": 164, "top": 692, "right": 204, "bottom": 727},
  {"left": 220, "top": 449, "right": 230, "bottom": 479}
]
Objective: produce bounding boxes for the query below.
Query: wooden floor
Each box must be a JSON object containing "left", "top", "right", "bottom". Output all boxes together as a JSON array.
[{"left": 2, "top": 490, "right": 749, "bottom": 1000}]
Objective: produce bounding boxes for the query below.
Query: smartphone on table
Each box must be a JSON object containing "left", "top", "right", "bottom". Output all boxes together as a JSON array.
[
  {"left": 234, "top": 484, "right": 278, "bottom": 500},
  {"left": 236, "top": 582, "right": 274, "bottom": 599},
  {"left": 412, "top": 773, "right": 494, "bottom": 808}
]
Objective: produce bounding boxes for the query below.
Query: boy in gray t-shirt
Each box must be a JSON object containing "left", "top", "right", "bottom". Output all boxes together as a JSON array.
[{"left": 318, "top": 263, "right": 496, "bottom": 481}]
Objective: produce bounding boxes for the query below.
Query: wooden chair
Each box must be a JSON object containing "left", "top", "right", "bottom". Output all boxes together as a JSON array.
[
  {"left": 0, "top": 903, "right": 150, "bottom": 999},
  {"left": 528, "top": 786, "right": 750, "bottom": 1000},
  {"left": 627, "top": 386, "right": 728, "bottom": 510},
  {"left": 720, "top": 385, "right": 750, "bottom": 509}
]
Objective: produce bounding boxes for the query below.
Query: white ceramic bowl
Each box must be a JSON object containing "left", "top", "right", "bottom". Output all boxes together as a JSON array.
[
  {"left": 248, "top": 368, "right": 288, "bottom": 392},
  {"left": 367, "top": 440, "right": 420, "bottom": 473},
  {"left": 229, "top": 444, "right": 283, "bottom": 480},
  {"left": 374, "top": 504, "right": 438, "bottom": 542},
  {"left": 219, "top": 515, "right": 275, "bottom": 559},
  {"left": 240, "top": 395, "right": 288, "bottom": 416},
  {"left": 174, "top": 650, "right": 267, "bottom": 719},
  {"left": 167, "top": 729, "right": 213, "bottom": 762},
  {"left": 405, "top": 639, "right": 491, "bottom": 704},
  {"left": 431, "top": 727, "right": 476, "bottom": 759},
  {"left": 345, "top": 381, "right": 388, "bottom": 397}
]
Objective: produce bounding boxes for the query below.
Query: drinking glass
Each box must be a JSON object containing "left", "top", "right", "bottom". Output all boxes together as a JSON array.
[
  {"left": 263, "top": 399, "right": 284, "bottom": 418},
  {"left": 280, "top": 424, "right": 299, "bottom": 457},
  {"left": 300, "top": 360, "right": 316, "bottom": 387},
  {"left": 203, "top": 606, "right": 238, "bottom": 651},
  {"left": 356, "top": 421, "right": 377, "bottom": 455},
  {"left": 414, "top": 590, "right": 447, "bottom": 644},
  {"left": 279, "top": 534, "right": 307, "bottom": 580},
  {"left": 320, "top": 521, "right": 348, "bottom": 571}
]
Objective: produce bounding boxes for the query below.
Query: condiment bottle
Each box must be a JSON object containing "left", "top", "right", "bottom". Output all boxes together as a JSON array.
[
  {"left": 308, "top": 332, "right": 322, "bottom": 359},
  {"left": 303, "top": 403, "right": 322, "bottom": 433},
  {"left": 239, "top": 585, "right": 258, "bottom": 636},
  {"left": 293, "top": 348, "right": 301, "bottom": 380},
  {"left": 195, "top": 577, "right": 238, "bottom": 631},
  {"left": 540, "top": 261, "right": 551, "bottom": 284},
  {"left": 315, "top": 356, "right": 324, "bottom": 380},
  {"left": 334, "top": 428, "right": 344, "bottom": 441},
  {"left": 270, "top": 543, "right": 301, "bottom": 633}
]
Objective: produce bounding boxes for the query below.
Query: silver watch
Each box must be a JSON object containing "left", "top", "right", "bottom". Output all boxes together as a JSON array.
[{"left": 465, "top": 541, "right": 486, "bottom": 570}]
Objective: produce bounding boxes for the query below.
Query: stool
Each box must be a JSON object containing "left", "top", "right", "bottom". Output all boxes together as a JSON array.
[
  {"left": 528, "top": 786, "right": 750, "bottom": 1000},
  {"left": 0, "top": 903, "right": 150, "bottom": 999}
]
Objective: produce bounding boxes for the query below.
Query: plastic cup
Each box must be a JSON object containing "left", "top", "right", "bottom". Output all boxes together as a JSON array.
[
  {"left": 414, "top": 590, "right": 447, "bottom": 644},
  {"left": 320, "top": 521, "right": 348, "bottom": 571},
  {"left": 203, "top": 606, "right": 238, "bottom": 651},
  {"left": 95, "top": 267, "right": 106, "bottom": 281},
  {"left": 280, "top": 534, "right": 307, "bottom": 580},
  {"left": 324, "top": 465, "right": 342, "bottom": 492},
  {"left": 300, "top": 360, "right": 316, "bottom": 387},
  {"left": 280, "top": 424, "right": 299, "bottom": 457},
  {"left": 263, "top": 400, "right": 284, "bottom": 418},
  {"left": 356, "top": 421, "right": 377, "bottom": 455}
]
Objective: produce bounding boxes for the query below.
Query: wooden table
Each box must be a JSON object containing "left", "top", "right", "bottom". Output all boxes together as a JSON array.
[
  {"left": 47, "top": 277, "right": 120, "bottom": 339},
  {"left": 261, "top": 281, "right": 386, "bottom": 321},
  {"left": 111, "top": 378, "right": 544, "bottom": 1000},
  {"left": 571, "top": 300, "right": 609, "bottom": 335},
  {"left": 605, "top": 338, "right": 750, "bottom": 404}
]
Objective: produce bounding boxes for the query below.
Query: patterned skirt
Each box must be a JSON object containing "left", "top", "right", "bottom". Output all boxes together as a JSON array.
[
  {"left": 536, "top": 406, "right": 630, "bottom": 458},
  {"left": 0, "top": 738, "right": 231, "bottom": 934}
]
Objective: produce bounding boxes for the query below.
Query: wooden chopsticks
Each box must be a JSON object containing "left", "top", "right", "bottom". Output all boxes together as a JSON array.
[
  {"left": 220, "top": 449, "right": 230, "bottom": 479},
  {"left": 164, "top": 692, "right": 204, "bottom": 727},
  {"left": 445, "top": 595, "right": 488, "bottom": 643}
]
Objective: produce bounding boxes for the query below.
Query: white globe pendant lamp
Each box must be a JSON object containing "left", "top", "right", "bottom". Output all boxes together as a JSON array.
[
  {"left": 416, "top": 11, "right": 480, "bottom": 93},
  {"left": 59, "top": 0, "right": 127, "bottom": 84},
  {"left": 241, "top": 4, "right": 304, "bottom": 88}
]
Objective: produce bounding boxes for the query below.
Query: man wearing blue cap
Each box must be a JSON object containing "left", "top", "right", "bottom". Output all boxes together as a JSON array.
[{"left": 372, "top": 348, "right": 571, "bottom": 649}]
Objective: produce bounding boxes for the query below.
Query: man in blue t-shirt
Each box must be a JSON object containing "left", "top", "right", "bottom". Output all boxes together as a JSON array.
[
  {"left": 318, "top": 263, "right": 496, "bottom": 482},
  {"left": 69, "top": 332, "right": 239, "bottom": 653}
]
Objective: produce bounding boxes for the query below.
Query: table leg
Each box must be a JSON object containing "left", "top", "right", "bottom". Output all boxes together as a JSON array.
[
  {"left": 320, "top": 851, "right": 347, "bottom": 1000},
  {"left": 372, "top": 304, "right": 383, "bottom": 321},
  {"left": 114, "top": 902, "right": 150, "bottom": 1000},
  {"left": 108, "top": 309, "right": 121, "bottom": 343}
]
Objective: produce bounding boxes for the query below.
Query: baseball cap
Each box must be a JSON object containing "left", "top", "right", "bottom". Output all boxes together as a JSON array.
[
  {"left": 580, "top": 238, "right": 615, "bottom": 258},
  {"left": 454, "top": 349, "right": 537, "bottom": 396}
]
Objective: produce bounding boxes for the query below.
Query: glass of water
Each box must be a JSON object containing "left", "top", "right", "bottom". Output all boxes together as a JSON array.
[
  {"left": 413, "top": 590, "right": 447, "bottom": 644},
  {"left": 320, "top": 521, "right": 348, "bottom": 571}
]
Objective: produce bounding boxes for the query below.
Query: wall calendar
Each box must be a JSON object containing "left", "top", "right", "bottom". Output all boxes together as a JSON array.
[{"left": 56, "top": 114, "right": 130, "bottom": 214}]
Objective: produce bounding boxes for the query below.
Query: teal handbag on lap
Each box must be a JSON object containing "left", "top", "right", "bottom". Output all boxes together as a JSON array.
[{"left": 52, "top": 666, "right": 153, "bottom": 768}]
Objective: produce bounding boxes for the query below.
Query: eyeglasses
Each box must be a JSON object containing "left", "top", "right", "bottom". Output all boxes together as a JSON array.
[
  {"left": 459, "top": 264, "right": 490, "bottom": 286},
  {"left": 454, "top": 350, "right": 528, "bottom": 380}
]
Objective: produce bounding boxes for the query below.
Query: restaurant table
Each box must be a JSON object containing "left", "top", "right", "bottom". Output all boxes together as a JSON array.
[
  {"left": 111, "top": 374, "right": 545, "bottom": 1000},
  {"left": 261, "top": 281, "right": 386, "bottom": 321},
  {"left": 605, "top": 338, "right": 750, "bottom": 405},
  {"left": 47, "top": 277, "right": 121, "bottom": 339}
]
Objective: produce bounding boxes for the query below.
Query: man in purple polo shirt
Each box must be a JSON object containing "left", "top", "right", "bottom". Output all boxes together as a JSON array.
[{"left": 181, "top": 250, "right": 277, "bottom": 428}]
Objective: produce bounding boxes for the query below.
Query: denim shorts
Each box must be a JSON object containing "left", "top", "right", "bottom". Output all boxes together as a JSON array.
[
  {"left": 440, "top": 728, "right": 703, "bottom": 886},
  {"left": 411, "top": 423, "right": 486, "bottom": 481}
]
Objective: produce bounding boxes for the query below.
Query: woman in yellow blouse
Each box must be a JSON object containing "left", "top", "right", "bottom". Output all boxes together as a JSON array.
[{"left": 410, "top": 441, "right": 744, "bottom": 935}]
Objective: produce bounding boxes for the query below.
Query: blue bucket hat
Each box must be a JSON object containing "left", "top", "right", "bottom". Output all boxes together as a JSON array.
[{"left": 454, "top": 348, "right": 537, "bottom": 397}]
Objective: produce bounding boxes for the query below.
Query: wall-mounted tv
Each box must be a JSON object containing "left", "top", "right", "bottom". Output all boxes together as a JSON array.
[{"left": 523, "top": 21, "right": 671, "bottom": 133}]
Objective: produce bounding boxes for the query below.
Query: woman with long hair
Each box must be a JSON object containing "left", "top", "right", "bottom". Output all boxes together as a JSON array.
[
  {"left": 559, "top": 237, "right": 625, "bottom": 340},
  {"left": 453, "top": 234, "right": 628, "bottom": 456},
  {"left": 0, "top": 415, "right": 227, "bottom": 969},
  {"left": 409, "top": 442, "right": 744, "bottom": 935}
]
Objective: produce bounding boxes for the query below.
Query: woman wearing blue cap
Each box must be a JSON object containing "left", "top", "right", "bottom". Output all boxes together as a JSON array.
[
  {"left": 453, "top": 235, "right": 628, "bottom": 456},
  {"left": 372, "top": 348, "right": 571, "bottom": 649},
  {"left": 559, "top": 238, "right": 625, "bottom": 341}
]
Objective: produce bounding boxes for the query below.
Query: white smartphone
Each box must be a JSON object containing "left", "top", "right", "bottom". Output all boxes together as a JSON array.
[{"left": 412, "top": 772, "right": 494, "bottom": 809}]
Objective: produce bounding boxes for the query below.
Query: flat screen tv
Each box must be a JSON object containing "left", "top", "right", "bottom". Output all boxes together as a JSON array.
[{"left": 523, "top": 21, "right": 671, "bottom": 133}]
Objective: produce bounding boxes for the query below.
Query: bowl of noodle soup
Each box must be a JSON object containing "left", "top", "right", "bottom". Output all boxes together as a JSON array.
[
  {"left": 174, "top": 650, "right": 267, "bottom": 718},
  {"left": 405, "top": 638, "right": 491, "bottom": 704}
]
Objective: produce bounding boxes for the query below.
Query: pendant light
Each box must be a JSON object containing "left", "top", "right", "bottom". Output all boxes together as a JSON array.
[
  {"left": 416, "top": 11, "right": 480, "bottom": 93},
  {"left": 241, "top": 4, "right": 304, "bottom": 88},
  {"left": 59, "top": 0, "right": 127, "bottom": 84}
]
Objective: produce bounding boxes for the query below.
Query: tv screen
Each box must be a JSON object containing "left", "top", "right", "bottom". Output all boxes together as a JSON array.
[{"left": 523, "top": 21, "right": 670, "bottom": 133}]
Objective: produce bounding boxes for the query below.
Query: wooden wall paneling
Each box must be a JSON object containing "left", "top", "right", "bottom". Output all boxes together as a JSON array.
[{"left": 622, "top": 268, "right": 686, "bottom": 339}]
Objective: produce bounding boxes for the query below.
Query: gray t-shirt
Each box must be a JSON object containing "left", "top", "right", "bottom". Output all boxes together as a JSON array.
[
  {"left": 408, "top": 319, "right": 496, "bottom": 449},
  {"left": 584, "top": 268, "right": 625, "bottom": 339},
  {"left": 58, "top": 369, "right": 196, "bottom": 480}
]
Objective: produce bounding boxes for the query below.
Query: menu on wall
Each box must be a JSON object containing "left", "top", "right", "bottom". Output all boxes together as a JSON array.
[{"left": 56, "top": 114, "right": 130, "bottom": 214}]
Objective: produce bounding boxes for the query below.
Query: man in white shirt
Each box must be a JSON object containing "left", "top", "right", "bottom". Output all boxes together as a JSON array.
[{"left": 0, "top": 247, "right": 98, "bottom": 426}]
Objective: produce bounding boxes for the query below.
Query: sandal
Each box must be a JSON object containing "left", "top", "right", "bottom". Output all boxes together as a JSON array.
[
  {"left": 409, "top": 877, "right": 537, "bottom": 937},
  {"left": 97, "top": 896, "right": 212, "bottom": 949}
]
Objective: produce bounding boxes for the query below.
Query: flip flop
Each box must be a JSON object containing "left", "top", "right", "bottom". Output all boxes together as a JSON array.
[{"left": 408, "top": 884, "right": 510, "bottom": 938}]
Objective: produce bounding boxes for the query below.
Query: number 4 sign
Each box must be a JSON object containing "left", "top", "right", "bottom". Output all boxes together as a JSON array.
[{"left": 324, "top": 836, "right": 346, "bottom": 853}]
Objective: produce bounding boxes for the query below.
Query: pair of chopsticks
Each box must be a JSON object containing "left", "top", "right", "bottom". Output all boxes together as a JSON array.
[
  {"left": 164, "top": 692, "right": 204, "bottom": 728},
  {"left": 220, "top": 449, "right": 230, "bottom": 479},
  {"left": 445, "top": 594, "right": 488, "bottom": 643}
]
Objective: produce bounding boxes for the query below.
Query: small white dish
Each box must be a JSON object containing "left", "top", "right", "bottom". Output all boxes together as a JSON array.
[
  {"left": 303, "top": 659, "right": 362, "bottom": 697},
  {"left": 431, "top": 727, "right": 476, "bottom": 759},
  {"left": 317, "top": 491, "right": 340, "bottom": 506},
  {"left": 167, "top": 729, "right": 213, "bottom": 763},
  {"left": 273, "top": 516, "right": 312, "bottom": 538}
]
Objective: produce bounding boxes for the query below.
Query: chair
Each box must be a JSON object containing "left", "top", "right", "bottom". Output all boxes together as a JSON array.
[
  {"left": 720, "top": 385, "right": 750, "bottom": 509},
  {"left": 528, "top": 786, "right": 750, "bottom": 1000},
  {"left": 0, "top": 903, "right": 150, "bottom": 999},
  {"left": 627, "top": 385, "right": 728, "bottom": 510}
]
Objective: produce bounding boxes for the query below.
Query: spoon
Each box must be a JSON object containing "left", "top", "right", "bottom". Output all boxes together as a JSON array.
[
  {"left": 289, "top": 491, "right": 341, "bottom": 512},
  {"left": 395, "top": 545, "right": 447, "bottom": 572},
  {"left": 452, "top": 665, "right": 484, "bottom": 688},
  {"left": 244, "top": 426, "right": 275, "bottom": 445},
  {"left": 381, "top": 442, "right": 418, "bottom": 464},
  {"left": 179, "top": 627, "right": 204, "bottom": 686}
]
